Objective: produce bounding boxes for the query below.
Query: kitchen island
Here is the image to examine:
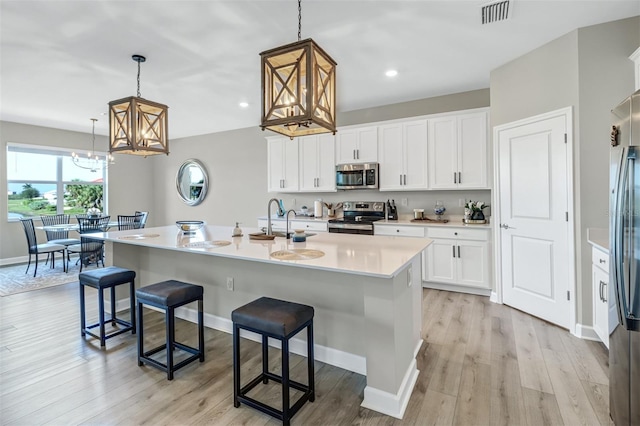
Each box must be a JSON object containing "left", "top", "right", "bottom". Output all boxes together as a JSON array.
[{"left": 94, "top": 225, "right": 431, "bottom": 419}]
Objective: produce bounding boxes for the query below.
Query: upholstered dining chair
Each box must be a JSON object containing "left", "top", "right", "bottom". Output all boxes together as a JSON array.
[
  {"left": 134, "top": 211, "right": 149, "bottom": 228},
  {"left": 19, "top": 218, "right": 66, "bottom": 276},
  {"left": 67, "top": 216, "right": 111, "bottom": 272},
  {"left": 40, "top": 214, "right": 80, "bottom": 264},
  {"left": 118, "top": 214, "right": 143, "bottom": 231}
]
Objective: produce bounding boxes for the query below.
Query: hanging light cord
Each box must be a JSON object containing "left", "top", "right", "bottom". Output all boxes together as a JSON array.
[
  {"left": 297, "top": 0, "right": 302, "bottom": 41},
  {"left": 136, "top": 60, "right": 142, "bottom": 97}
]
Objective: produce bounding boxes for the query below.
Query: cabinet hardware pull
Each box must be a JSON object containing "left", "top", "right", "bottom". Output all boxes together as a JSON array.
[
  {"left": 454, "top": 172, "right": 457, "bottom": 184},
  {"left": 458, "top": 246, "right": 461, "bottom": 258},
  {"left": 601, "top": 280, "right": 607, "bottom": 302},
  {"left": 400, "top": 175, "right": 403, "bottom": 185},
  {"left": 458, "top": 172, "right": 462, "bottom": 184},
  {"left": 452, "top": 245, "right": 456, "bottom": 258},
  {"left": 404, "top": 174, "right": 407, "bottom": 185},
  {"left": 357, "top": 149, "right": 360, "bottom": 159},
  {"left": 353, "top": 149, "right": 356, "bottom": 159},
  {"left": 599, "top": 259, "right": 606, "bottom": 264}
]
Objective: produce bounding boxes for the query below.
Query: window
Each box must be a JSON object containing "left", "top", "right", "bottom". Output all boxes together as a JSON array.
[{"left": 6, "top": 144, "right": 107, "bottom": 221}]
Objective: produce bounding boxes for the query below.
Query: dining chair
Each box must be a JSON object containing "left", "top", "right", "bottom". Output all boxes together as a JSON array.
[
  {"left": 19, "top": 218, "right": 66, "bottom": 276},
  {"left": 134, "top": 211, "right": 149, "bottom": 228},
  {"left": 67, "top": 216, "right": 111, "bottom": 272},
  {"left": 40, "top": 214, "right": 80, "bottom": 264},
  {"left": 118, "top": 214, "right": 143, "bottom": 231}
]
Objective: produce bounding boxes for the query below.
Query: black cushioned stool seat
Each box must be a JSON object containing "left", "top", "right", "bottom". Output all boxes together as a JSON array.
[
  {"left": 136, "top": 280, "right": 204, "bottom": 380},
  {"left": 79, "top": 266, "right": 136, "bottom": 347},
  {"left": 232, "top": 297, "right": 315, "bottom": 426}
]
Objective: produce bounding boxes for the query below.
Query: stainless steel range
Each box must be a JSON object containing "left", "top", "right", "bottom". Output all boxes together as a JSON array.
[{"left": 327, "top": 201, "right": 385, "bottom": 235}]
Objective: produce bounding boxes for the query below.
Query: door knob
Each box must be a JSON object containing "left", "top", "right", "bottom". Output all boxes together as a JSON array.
[{"left": 500, "top": 223, "right": 514, "bottom": 229}]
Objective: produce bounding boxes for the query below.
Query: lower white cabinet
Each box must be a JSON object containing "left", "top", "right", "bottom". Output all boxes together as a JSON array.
[
  {"left": 424, "top": 227, "right": 491, "bottom": 290},
  {"left": 257, "top": 218, "right": 327, "bottom": 233},
  {"left": 592, "top": 246, "right": 613, "bottom": 348}
]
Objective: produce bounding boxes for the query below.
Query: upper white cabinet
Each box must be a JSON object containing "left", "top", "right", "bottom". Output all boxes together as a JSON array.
[
  {"left": 267, "top": 137, "right": 299, "bottom": 192},
  {"left": 428, "top": 111, "right": 488, "bottom": 189},
  {"left": 299, "top": 134, "right": 336, "bottom": 192},
  {"left": 378, "top": 120, "right": 428, "bottom": 191},
  {"left": 336, "top": 126, "right": 378, "bottom": 164}
]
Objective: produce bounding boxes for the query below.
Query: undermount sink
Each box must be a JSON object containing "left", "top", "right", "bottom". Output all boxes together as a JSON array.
[
  {"left": 270, "top": 249, "right": 325, "bottom": 260},
  {"left": 260, "top": 228, "right": 316, "bottom": 238}
]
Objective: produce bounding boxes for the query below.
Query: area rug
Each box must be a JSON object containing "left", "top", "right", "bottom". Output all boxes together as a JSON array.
[{"left": 0, "top": 263, "right": 80, "bottom": 296}]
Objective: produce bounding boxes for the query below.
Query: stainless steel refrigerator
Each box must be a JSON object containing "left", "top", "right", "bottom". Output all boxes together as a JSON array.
[{"left": 610, "top": 88, "right": 640, "bottom": 426}]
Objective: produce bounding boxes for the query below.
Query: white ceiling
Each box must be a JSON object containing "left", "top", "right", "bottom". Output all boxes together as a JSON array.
[{"left": 1, "top": 1, "right": 639, "bottom": 139}]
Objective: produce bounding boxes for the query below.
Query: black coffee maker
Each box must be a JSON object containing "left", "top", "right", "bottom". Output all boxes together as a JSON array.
[{"left": 386, "top": 199, "right": 398, "bottom": 221}]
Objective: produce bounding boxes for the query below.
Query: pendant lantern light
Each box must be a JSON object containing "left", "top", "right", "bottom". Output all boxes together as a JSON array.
[
  {"left": 71, "top": 118, "right": 114, "bottom": 172},
  {"left": 260, "top": 0, "right": 337, "bottom": 139},
  {"left": 109, "top": 54, "right": 169, "bottom": 156}
]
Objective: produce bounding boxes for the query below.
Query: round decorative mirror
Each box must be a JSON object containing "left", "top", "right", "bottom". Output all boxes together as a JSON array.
[{"left": 176, "top": 159, "right": 208, "bottom": 206}]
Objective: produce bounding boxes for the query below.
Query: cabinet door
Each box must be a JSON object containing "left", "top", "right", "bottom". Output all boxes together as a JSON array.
[
  {"left": 299, "top": 135, "right": 319, "bottom": 191},
  {"left": 267, "top": 138, "right": 286, "bottom": 192},
  {"left": 593, "top": 265, "right": 609, "bottom": 348},
  {"left": 456, "top": 240, "right": 490, "bottom": 289},
  {"left": 403, "top": 120, "right": 428, "bottom": 190},
  {"left": 426, "top": 238, "right": 457, "bottom": 284},
  {"left": 355, "top": 126, "right": 379, "bottom": 163},
  {"left": 457, "top": 112, "right": 488, "bottom": 189},
  {"left": 428, "top": 117, "right": 458, "bottom": 189},
  {"left": 315, "top": 134, "right": 336, "bottom": 191},
  {"left": 336, "top": 129, "right": 358, "bottom": 163},
  {"left": 378, "top": 124, "right": 404, "bottom": 190}
]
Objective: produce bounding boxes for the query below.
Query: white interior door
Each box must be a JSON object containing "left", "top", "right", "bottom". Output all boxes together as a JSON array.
[{"left": 497, "top": 114, "right": 571, "bottom": 329}]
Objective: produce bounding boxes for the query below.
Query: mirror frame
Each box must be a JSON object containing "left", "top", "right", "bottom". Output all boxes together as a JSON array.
[{"left": 175, "top": 159, "right": 209, "bottom": 206}]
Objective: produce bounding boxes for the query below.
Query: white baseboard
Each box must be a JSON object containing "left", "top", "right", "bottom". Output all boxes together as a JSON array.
[
  {"left": 115, "top": 299, "right": 367, "bottom": 375},
  {"left": 0, "top": 256, "right": 28, "bottom": 266},
  {"left": 574, "top": 323, "right": 601, "bottom": 342},
  {"left": 361, "top": 358, "right": 419, "bottom": 419},
  {"left": 422, "top": 281, "right": 491, "bottom": 297},
  {"left": 414, "top": 339, "right": 423, "bottom": 359},
  {"left": 490, "top": 291, "right": 500, "bottom": 303}
]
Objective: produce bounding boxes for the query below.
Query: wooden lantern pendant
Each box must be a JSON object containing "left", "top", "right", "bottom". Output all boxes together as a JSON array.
[{"left": 260, "top": 38, "right": 336, "bottom": 138}]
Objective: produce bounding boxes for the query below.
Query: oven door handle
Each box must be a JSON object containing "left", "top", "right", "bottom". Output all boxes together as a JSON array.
[{"left": 328, "top": 223, "right": 374, "bottom": 231}]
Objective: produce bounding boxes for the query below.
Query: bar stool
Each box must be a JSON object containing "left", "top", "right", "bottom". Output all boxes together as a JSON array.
[
  {"left": 78, "top": 266, "right": 136, "bottom": 347},
  {"left": 135, "top": 280, "right": 204, "bottom": 380},
  {"left": 232, "top": 297, "right": 315, "bottom": 425}
]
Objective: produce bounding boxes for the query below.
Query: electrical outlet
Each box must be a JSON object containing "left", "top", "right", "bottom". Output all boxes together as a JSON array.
[
  {"left": 226, "top": 277, "right": 234, "bottom": 291},
  {"left": 291, "top": 198, "right": 296, "bottom": 207},
  {"left": 401, "top": 198, "right": 408, "bottom": 206},
  {"left": 459, "top": 198, "right": 464, "bottom": 207}
]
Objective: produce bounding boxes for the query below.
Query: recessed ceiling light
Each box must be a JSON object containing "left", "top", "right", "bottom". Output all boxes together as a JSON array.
[
  {"left": 385, "top": 70, "right": 398, "bottom": 77},
  {"left": 239, "top": 102, "right": 249, "bottom": 108}
]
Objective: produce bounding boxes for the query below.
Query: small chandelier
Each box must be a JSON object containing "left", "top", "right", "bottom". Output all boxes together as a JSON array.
[
  {"left": 260, "top": 0, "right": 337, "bottom": 139},
  {"left": 109, "top": 54, "right": 169, "bottom": 156},
  {"left": 71, "top": 118, "right": 114, "bottom": 172}
]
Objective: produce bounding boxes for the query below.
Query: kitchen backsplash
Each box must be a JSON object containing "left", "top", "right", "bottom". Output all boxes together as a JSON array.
[{"left": 277, "top": 189, "right": 492, "bottom": 219}]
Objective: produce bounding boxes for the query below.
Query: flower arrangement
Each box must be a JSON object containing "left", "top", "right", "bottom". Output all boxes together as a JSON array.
[{"left": 465, "top": 200, "right": 488, "bottom": 212}]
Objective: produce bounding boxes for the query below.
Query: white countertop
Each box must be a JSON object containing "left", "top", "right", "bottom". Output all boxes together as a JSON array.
[
  {"left": 587, "top": 228, "right": 609, "bottom": 252},
  {"left": 93, "top": 225, "right": 431, "bottom": 279}
]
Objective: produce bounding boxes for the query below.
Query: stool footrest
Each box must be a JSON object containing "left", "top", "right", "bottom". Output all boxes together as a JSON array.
[
  {"left": 239, "top": 372, "right": 312, "bottom": 421},
  {"left": 140, "top": 342, "right": 203, "bottom": 373}
]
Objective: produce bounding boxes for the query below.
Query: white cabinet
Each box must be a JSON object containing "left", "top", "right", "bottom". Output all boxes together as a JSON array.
[
  {"left": 336, "top": 126, "right": 378, "bottom": 164},
  {"left": 428, "top": 111, "right": 488, "bottom": 189},
  {"left": 424, "top": 227, "right": 491, "bottom": 290},
  {"left": 592, "top": 246, "right": 612, "bottom": 348},
  {"left": 374, "top": 224, "right": 425, "bottom": 238},
  {"left": 257, "top": 218, "right": 327, "bottom": 233},
  {"left": 299, "top": 134, "right": 336, "bottom": 192},
  {"left": 267, "top": 137, "right": 299, "bottom": 192},
  {"left": 378, "top": 120, "right": 428, "bottom": 191}
]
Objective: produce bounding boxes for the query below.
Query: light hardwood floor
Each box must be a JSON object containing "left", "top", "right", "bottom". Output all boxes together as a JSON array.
[{"left": 0, "top": 282, "right": 609, "bottom": 425}]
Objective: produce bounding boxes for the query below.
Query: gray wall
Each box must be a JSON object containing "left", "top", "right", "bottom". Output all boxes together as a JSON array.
[
  {"left": 0, "top": 121, "right": 155, "bottom": 262},
  {"left": 490, "top": 16, "right": 639, "bottom": 327}
]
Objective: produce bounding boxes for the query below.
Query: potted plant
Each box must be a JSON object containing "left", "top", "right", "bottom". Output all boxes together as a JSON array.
[{"left": 465, "top": 200, "right": 489, "bottom": 222}]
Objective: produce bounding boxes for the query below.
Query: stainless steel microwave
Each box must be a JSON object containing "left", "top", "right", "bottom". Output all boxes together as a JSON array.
[{"left": 336, "top": 163, "right": 379, "bottom": 190}]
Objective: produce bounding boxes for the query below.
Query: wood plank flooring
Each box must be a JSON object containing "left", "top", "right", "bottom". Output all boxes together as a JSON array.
[{"left": 0, "top": 283, "right": 609, "bottom": 425}]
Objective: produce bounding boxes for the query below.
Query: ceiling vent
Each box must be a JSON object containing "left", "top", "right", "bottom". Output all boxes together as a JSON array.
[{"left": 481, "top": 0, "right": 511, "bottom": 24}]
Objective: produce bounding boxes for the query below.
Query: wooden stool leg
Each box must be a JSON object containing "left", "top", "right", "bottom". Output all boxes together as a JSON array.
[
  {"left": 282, "top": 338, "right": 290, "bottom": 426},
  {"left": 233, "top": 323, "right": 241, "bottom": 408}
]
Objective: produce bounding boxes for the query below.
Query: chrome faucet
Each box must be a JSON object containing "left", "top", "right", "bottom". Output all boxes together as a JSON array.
[
  {"left": 285, "top": 209, "right": 296, "bottom": 240},
  {"left": 266, "top": 198, "right": 281, "bottom": 236}
]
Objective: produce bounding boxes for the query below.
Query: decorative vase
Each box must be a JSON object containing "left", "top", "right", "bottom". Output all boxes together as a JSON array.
[
  {"left": 471, "top": 211, "right": 485, "bottom": 221},
  {"left": 434, "top": 201, "right": 446, "bottom": 221}
]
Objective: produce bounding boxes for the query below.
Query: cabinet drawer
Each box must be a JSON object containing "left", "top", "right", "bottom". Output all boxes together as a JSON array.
[
  {"left": 426, "top": 227, "right": 489, "bottom": 241},
  {"left": 374, "top": 225, "right": 425, "bottom": 238},
  {"left": 592, "top": 247, "right": 609, "bottom": 272},
  {"left": 293, "top": 221, "right": 327, "bottom": 232}
]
